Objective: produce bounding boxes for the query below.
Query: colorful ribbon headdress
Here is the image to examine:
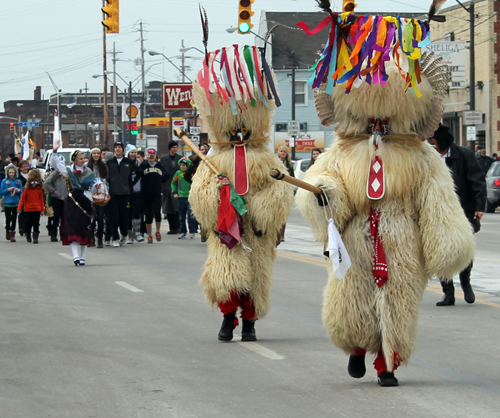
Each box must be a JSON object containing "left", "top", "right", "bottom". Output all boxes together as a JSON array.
[
  {"left": 297, "top": 3, "right": 435, "bottom": 97},
  {"left": 196, "top": 44, "right": 281, "bottom": 116}
]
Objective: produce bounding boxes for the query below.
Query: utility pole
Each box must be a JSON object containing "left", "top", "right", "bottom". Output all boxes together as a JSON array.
[
  {"left": 129, "top": 81, "right": 133, "bottom": 145},
  {"left": 291, "top": 52, "right": 296, "bottom": 161},
  {"left": 102, "top": 0, "right": 109, "bottom": 148},
  {"left": 139, "top": 20, "right": 146, "bottom": 134},
  {"left": 112, "top": 42, "right": 118, "bottom": 134},
  {"left": 84, "top": 82, "right": 89, "bottom": 145},
  {"left": 181, "top": 39, "right": 186, "bottom": 83}
]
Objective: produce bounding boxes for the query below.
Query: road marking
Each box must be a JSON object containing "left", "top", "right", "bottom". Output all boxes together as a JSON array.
[
  {"left": 115, "top": 281, "right": 144, "bottom": 293},
  {"left": 278, "top": 251, "right": 500, "bottom": 309},
  {"left": 236, "top": 338, "right": 284, "bottom": 360},
  {"left": 58, "top": 253, "right": 73, "bottom": 260}
]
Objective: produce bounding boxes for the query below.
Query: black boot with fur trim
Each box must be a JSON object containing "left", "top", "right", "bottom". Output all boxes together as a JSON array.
[
  {"left": 241, "top": 319, "right": 256, "bottom": 341},
  {"left": 348, "top": 354, "right": 366, "bottom": 378},
  {"left": 378, "top": 371, "right": 399, "bottom": 387},
  {"left": 218, "top": 312, "right": 236, "bottom": 342}
]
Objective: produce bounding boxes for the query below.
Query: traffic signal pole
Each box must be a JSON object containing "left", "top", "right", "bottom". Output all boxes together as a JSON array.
[{"left": 103, "top": 0, "right": 109, "bottom": 147}]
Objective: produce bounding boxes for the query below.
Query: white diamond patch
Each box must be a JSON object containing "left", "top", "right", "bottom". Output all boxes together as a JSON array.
[
  {"left": 371, "top": 179, "right": 381, "bottom": 192},
  {"left": 373, "top": 161, "right": 381, "bottom": 173}
]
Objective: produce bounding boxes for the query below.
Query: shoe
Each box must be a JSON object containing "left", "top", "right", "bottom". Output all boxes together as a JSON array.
[
  {"left": 97, "top": 239, "right": 103, "bottom": 248},
  {"left": 105, "top": 240, "right": 111, "bottom": 247},
  {"left": 218, "top": 312, "right": 236, "bottom": 342},
  {"left": 189, "top": 233, "right": 195, "bottom": 239},
  {"left": 167, "top": 230, "right": 177, "bottom": 235},
  {"left": 201, "top": 236, "right": 206, "bottom": 243},
  {"left": 79, "top": 259, "right": 85, "bottom": 266},
  {"left": 148, "top": 236, "right": 153, "bottom": 244},
  {"left": 126, "top": 238, "right": 134, "bottom": 244},
  {"left": 119, "top": 235, "right": 127, "bottom": 246},
  {"left": 33, "top": 235, "right": 39, "bottom": 244},
  {"left": 348, "top": 354, "right": 366, "bottom": 378},
  {"left": 178, "top": 233, "right": 186, "bottom": 239},
  {"left": 5, "top": 228, "right": 9, "bottom": 241},
  {"left": 9, "top": 231, "right": 16, "bottom": 243},
  {"left": 378, "top": 371, "right": 398, "bottom": 387},
  {"left": 19, "top": 229, "right": 24, "bottom": 237},
  {"left": 241, "top": 319, "right": 257, "bottom": 341},
  {"left": 156, "top": 232, "right": 161, "bottom": 242},
  {"left": 51, "top": 236, "right": 58, "bottom": 242},
  {"left": 112, "top": 240, "right": 120, "bottom": 247},
  {"left": 135, "top": 233, "right": 145, "bottom": 242},
  {"left": 436, "top": 295, "right": 455, "bottom": 306},
  {"left": 26, "top": 234, "right": 32, "bottom": 243},
  {"left": 462, "top": 284, "right": 475, "bottom": 304},
  {"left": 73, "top": 258, "right": 80, "bottom": 267}
]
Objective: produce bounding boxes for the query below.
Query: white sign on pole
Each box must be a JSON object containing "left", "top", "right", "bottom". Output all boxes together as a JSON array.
[
  {"left": 189, "top": 126, "right": 201, "bottom": 135},
  {"left": 463, "top": 111, "right": 482, "bottom": 125},
  {"left": 136, "top": 138, "right": 147, "bottom": 148},
  {"left": 121, "top": 103, "right": 141, "bottom": 121},
  {"left": 190, "top": 135, "right": 200, "bottom": 143},
  {"left": 289, "top": 136, "right": 296, "bottom": 147},
  {"left": 466, "top": 126, "right": 476, "bottom": 142},
  {"left": 171, "top": 119, "right": 185, "bottom": 139},
  {"left": 287, "top": 120, "right": 300, "bottom": 137},
  {"left": 422, "top": 41, "right": 467, "bottom": 89}
]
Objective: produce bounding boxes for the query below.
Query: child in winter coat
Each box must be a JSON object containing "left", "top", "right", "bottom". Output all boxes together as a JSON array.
[
  {"left": 171, "top": 158, "right": 196, "bottom": 239},
  {"left": 17, "top": 169, "right": 45, "bottom": 244},
  {"left": 0, "top": 164, "right": 23, "bottom": 242}
]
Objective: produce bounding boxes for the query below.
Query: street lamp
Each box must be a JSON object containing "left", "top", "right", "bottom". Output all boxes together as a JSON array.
[{"left": 148, "top": 50, "right": 192, "bottom": 82}]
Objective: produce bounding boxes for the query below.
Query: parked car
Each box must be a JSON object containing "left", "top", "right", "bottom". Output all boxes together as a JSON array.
[
  {"left": 291, "top": 159, "right": 311, "bottom": 192},
  {"left": 485, "top": 161, "right": 500, "bottom": 213}
]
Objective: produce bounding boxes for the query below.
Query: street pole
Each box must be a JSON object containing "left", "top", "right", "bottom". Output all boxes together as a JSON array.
[
  {"left": 469, "top": 1, "right": 475, "bottom": 113},
  {"left": 181, "top": 39, "right": 185, "bottom": 83},
  {"left": 291, "top": 53, "right": 296, "bottom": 161},
  {"left": 102, "top": 0, "right": 109, "bottom": 148},
  {"left": 113, "top": 42, "right": 118, "bottom": 133},
  {"left": 85, "top": 82, "right": 88, "bottom": 145},
  {"left": 140, "top": 21, "right": 146, "bottom": 134},
  {"left": 129, "top": 81, "right": 133, "bottom": 145}
]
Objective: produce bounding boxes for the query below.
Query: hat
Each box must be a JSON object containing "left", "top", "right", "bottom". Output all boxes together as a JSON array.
[
  {"left": 168, "top": 141, "right": 179, "bottom": 150},
  {"left": 90, "top": 147, "right": 101, "bottom": 154},
  {"left": 431, "top": 124, "right": 454, "bottom": 151},
  {"left": 147, "top": 148, "right": 157, "bottom": 157},
  {"left": 71, "top": 150, "right": 82, "bottom": 163},
  {"left": 178, "top": 157, "right": 191, "bottom": 168},
  {"left": 126, "top": 144, "right": 137, "bottom": 157},
  {"left": 114, "top": 141, "right": 124, "bottom": 149},
  {"left": 4, "top": 163, "right": 18, "bottom": 178}
]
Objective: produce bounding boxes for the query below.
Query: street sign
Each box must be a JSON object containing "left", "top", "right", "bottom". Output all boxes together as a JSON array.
[
  {"left": 289, "top": 136, "right": 296, "bottom": 147},
  {"left": 19, "top": 122, "right": 39, "bottom": 127},
  {"left": 422, "top": 41, "right": 467, "bottom": 89},
  {"left": 162, "top": 83, "right": 193, "bottom": 110},
  {"left": 171, "top": 118, "right": 185, "bottom": 139},
  {"left": 287, "top": 120, "right": 300, "bottom": 137},
  {"left": 190, "top": 126, "right": 201, "bottom": 135},
  {"left": 121, "top": 103, "right": 141, "bottom": 121},
  {"left": 136, "top": 133, "right": 146, "bottom": 140},
  {"left": 463, "top": 111, "right": 482, "bottom": 125},
  {"left": 136, "top": 138, "right": 147, "bottom": 148},
  {"left": 466, "top": 126, "right": 476, "bottom": 142},
  {"left": 190, "top": 135, "right": 200, "bottom": 143}
]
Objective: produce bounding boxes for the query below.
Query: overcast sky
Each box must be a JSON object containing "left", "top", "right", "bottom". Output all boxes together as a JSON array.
[{"left": 1, "top": 0, "right": 458, "bottom": 112}]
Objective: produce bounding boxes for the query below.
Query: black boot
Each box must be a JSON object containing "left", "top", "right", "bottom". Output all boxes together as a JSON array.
[
  {"left": 218, "top": 312, "right": 236, "bottom": 342},
  {"left": 348, "top": 354, "right": 366, "bottom": 378},
  {"left": 460, "top": 262, "right": 475, "bottom": 304},
  {"left": 33, "top": 232, "right": 39, "bottom": 244},
  {"left": 26, "top": 230, "right": 32, "bottom": 243},
  {"left": 436, "top": 280, "right": 455, "bottom": 306},
  {"left": 166, "top": 214, "right": 176, "bottom": 234},
  {"left": 378, "top": 371, "right": 399, "bottom": 387},
  {"left": 50, "top": 227, "right": 58, "bottom": 242},
  {"left": 241, "top": 319, "right": 257, "bottom": 341}
]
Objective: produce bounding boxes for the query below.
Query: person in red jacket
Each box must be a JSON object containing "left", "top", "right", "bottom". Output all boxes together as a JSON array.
[{"left": 17, "top": 169, "right": 45, "bottom": 243}]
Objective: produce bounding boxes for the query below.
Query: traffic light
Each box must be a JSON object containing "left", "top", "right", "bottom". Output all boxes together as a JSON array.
[
  {"left": 238, "top": 0, "right": 254, "bottom": 34},
  {"left": 102, "top": 0, "right": 119, "bottom": 34},
  {"left": 9, "top": 123, "right": 14, "bottom": 132},
  {"left": 343, "top": 0, "right": 357, "bottom": 13}
]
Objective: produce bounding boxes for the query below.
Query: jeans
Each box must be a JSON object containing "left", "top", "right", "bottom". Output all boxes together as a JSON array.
[
  {"left": 178, "top": 197, "right": 196, "bottom": 234},
  {"left": 5, "top": 206, "right": 17, "bottom": 230}
]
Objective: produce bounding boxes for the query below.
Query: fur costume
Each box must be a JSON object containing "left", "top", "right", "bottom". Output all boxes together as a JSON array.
[
  {"left": 189, "top": 44, "right": 294, "bottom": 336},
  {"left": 295, "top": 5, "right": 475, "bottom": 383}
]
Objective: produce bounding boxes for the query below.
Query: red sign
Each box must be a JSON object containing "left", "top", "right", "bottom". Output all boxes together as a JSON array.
[{"left": 162, "top": 83, "right": 193, "bottom": 110}]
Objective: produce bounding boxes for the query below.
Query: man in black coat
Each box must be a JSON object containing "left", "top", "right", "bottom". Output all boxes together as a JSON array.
[
  {"left": 160, "top": 141, "right": 182, "bottom": 234},
  {"left": 106, "top": 141, "right": 137, "bottom": 247},
  {"left": 428, "top": 124, "right": 486, "bottom": 306}
]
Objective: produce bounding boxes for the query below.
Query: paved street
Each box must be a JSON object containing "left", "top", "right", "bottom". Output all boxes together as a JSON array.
[{"left": 1, "top": 208, "right": 499, "bottom": 418}]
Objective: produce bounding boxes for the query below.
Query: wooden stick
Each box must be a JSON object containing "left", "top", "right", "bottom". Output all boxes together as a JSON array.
[
  {"left": 270, "top": 169, "right": 323, "bottom": 194},
  {"left": 174, "top": 128, "right": 219, "bottom": 175}
]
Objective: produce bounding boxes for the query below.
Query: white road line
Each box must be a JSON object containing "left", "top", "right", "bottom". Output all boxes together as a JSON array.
[
  {"left": 236, "top": 338, "right": 284, "bottom": 360},
  {"left": 115, "top": 281, "right": 144, "bottom": 293},
  {"left": 58, "top": 253, "right": 73, "bottom": 260}
]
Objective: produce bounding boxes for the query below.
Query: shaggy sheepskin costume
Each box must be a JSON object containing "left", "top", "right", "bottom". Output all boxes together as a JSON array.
[
  {"left": 189, "top": 45, "right": 294, "bottom": 341},
  {"left": 295, "top": 9, "right": 475, "bottom": 386}
]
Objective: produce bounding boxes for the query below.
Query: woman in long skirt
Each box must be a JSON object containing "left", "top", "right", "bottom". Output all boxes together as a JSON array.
[{"left": 50, "top": 140, "right": 106, "bottom": 266}]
